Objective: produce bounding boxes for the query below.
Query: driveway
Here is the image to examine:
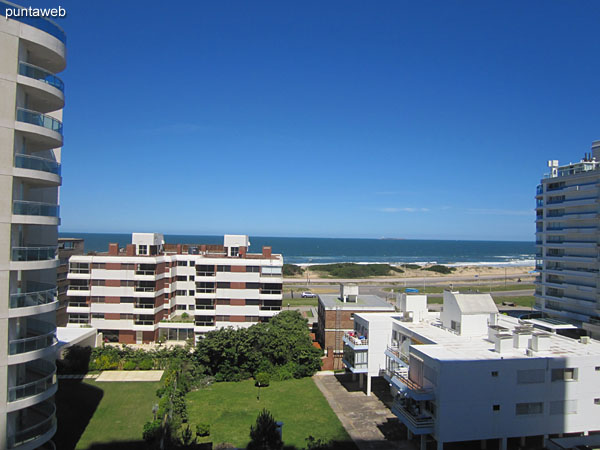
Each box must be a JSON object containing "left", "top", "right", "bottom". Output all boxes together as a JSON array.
[{"left": 313, "top": 373, "right": 416, "bottom": 450}]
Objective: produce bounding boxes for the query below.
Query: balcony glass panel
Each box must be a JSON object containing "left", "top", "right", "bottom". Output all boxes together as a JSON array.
[
  {"left": 18, "top": 61, "right": 64, "bottom": 91},
  {"left": 8, "top": 361, "right": 57, "bottom": 402},
  {"left": 7, "top": 401, "right": 56, "bottom": 449},
  {"left": 13, "top": 200, "right": 59, "bottom": 217},
  {"left": 12, "top": 246, "right": 57, "bottom": 262},
  {"left": 10, "top": 282, "right": 56, "bottom": 308},
  {"left": 14, "top": 153, "right": 61, "bottom": 175},
  {"left": 16, "top": 108, "right": 63, "bottom": 134},
  {"left": 9, "top": 330, "right": 56, "bottom": 355}
]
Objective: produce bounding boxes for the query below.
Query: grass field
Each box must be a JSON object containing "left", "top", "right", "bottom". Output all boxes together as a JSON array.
[
  {"left": 284, "top": 297, "right": 318, "bottom": 307},
  {"left": 493, "top": 295, "right": 536, "bottom": 308},
  {"left": 55, "top": 379, "right": 161, "bottom": 450},
  {"left": 187, "top": 378, "right": 351, "bottom": 449}
]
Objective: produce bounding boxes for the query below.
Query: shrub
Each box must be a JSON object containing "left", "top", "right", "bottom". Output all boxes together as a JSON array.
[
  {"left": 139, "top": 358, "right": 154, "bottom": 370},
  {"left": 123, "top": 360, "right": 137, "bottom": 370},
  {"left": 247, "top": 409, "right": 283, "bottom": 450},
  {"left": 196, "top": 423, "right": 210, "bottom": 437},
  {"left": 142, "top": 419, "right": 162, "bottom": 444},
  {"left": 255, "top": 372, "right": 270, "bottom": 387},
  {"left": 283, "top": 264, "right": 304, "bottom": 276},
  {"left": 310, "top": 263, "right": 403, "bottom": 278},
  {"left": 401, "top": 263, "right": 421, "bottom": 270},
  {"left": 422, "top": 265, "right": 455, "bottom": 274}
]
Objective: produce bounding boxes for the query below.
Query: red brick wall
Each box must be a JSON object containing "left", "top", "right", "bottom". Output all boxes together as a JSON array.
[
  {"left": 120, "top": 330, "right": 135, "bottom": 344},
  {"left": 230, "top": 316, "right": 245, "bottom": 322},
  {"left": 106, "top": 297, "right": 120, "bottom": 304},
  {"left": 232, "top": 265, "right": 245, "bottom": 273},
  {"left": 106, "top": 263, "right": 121, "bottom": 270},
  {"left": 105, "top": 279, "right": 120, "bottom": 287},
  {"left": 231, "top": 282, "right": 245, "bottom": 289},
  {"left": 230, "top": 299, "right": 245, "bottom": 306}
]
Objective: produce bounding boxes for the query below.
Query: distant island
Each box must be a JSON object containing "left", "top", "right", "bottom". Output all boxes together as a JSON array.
[{"left": 379, "top": 237, "right": 405, "bottom": 240}]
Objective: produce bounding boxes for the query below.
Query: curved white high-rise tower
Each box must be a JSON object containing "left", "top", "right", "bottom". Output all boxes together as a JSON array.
[{"left": 0, "top": 2, "right": 66, "bottom": 449}]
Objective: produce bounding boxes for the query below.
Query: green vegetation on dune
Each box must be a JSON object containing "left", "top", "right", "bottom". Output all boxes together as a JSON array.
[
  {"left": 310, "top": 263, "right": 404, "bottom": 278},
  {"left": 421, "top": 264, "right": 455, "bottom": 274},
  {"left": 283, "top": 264, "right": 305, "bottom": 276},
  {"left": 187, "top": 378, "right": 352, "bottom": 449},
  {"left": 384, "top": 284, "right": 534, "bottom": 294}
]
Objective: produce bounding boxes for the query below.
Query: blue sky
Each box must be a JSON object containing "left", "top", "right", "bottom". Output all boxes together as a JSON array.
[{"left": 27, "top": 0, "right": 600, "bottom": 240}]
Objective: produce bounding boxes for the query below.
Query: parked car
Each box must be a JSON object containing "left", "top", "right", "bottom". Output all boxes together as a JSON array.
[{"left": 301, "top": 291, "right": 317, "bottom": 298}]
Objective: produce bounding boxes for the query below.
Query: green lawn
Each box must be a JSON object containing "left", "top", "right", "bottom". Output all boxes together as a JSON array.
[
  {"left": 187, "top": 378, "right": 351, "bottom": 449},
  {"left": 55, "top": 379, "right": 161, "bottom": 450},
  {"left": 492, "top": 295, "right": 536, "bottom": 308},
  {"left": 284, "top": 297, "right": 318, "bottom": 307}
]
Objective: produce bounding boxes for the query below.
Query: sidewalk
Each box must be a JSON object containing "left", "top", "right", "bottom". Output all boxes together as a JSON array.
[{"left": 313, "top": 373, "right": 416, "bottom": 450}]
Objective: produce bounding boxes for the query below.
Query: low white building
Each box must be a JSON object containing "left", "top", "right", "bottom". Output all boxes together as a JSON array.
[{"left": 343, "top": 291, "right": 600, "bottom": 450}]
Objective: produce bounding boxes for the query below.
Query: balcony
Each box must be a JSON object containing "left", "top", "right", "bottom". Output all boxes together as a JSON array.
[
  {"left": 343, "top": 332, "right": 368, "bottom": 349},
  {"left": 385, "top": 346, "right": 410, "bottom": 365},
  {"left": 19, "top": 61, "right": 64, "bottom": 91},
  {"left": 9, "top": 330, "right": 56, "bottom": 356},
  {"left": 13, "top": 200, "right": 59, "bottom": 217},
  {"left": 16, "top": 108, "right": 62, "bottom": 135},
  {"left": 10, "top": 283, "right": 56, "bottom": 309},
  {"left": 12, "top": 246, "right": 57, "bottom": 262},
  {"left": 391, "top": 398, "right": 434, "bottom": 435},
  {"left": 7, "top": 400, "right": 57, "bottom": 449},
  {"left": 14, "top": 154, "right": 61, "bottom": 176},
  {"left": 392, "top": 373, "right": 434, "bottom": 401},
  {"left": 8, "top": 361, "right": 57, "bottom": 403}
]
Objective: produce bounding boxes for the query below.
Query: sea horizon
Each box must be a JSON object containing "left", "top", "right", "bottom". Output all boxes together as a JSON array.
[{"left": 59, "top": 231, "right": 536, "bottom": 266}]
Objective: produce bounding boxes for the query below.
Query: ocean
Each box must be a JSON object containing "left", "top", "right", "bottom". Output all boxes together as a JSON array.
[{"left": 58, "top": 232, "right": 536, "bottom": 267}]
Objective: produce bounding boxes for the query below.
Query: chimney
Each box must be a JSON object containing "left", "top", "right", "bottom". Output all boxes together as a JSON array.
[
  {"left": 126, "top": 244, "right": 135, "bottom": 256},
  {"left": 239, "top": 246, "right": 247, "bottom": 258},
  {"left": 200, "top": 244, "right": 207, "bottom": 254},
  {"left": 176, "top": 244, "right": 182, "bottom": 255},
  {"left": 108, "top": 243, "right": 119, "bottom": 256},
  {"left": 262, "top": 246, "right": 272, "bottom": 258}
]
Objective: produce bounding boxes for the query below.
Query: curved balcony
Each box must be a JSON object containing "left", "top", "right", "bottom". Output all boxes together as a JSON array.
[
  {"left": 10, "top": 284, "right": 57, "bottom": 309},
  {"left": 18, "top": 62, "right": 64, "bottom": 92},
  {"left": 7, "top": 400, "right": 57, "bottom": 449},
  {"left": 13, "top": 200, "right": 59, "bottom": 217},
  {"left": 8, "top": 361, "right": 57, "bottom": 404},
  {"left": 16, "top": 108, "right": 62, "bottom": 134},
  {"left": 12, "top": 246, "right": 57, "bottom": 262},
  {"left": 9, "top": 329, "right": 56, "bottom": 356},
  {"left": 15, "top": 153, "right": 61, "bottom": 175}
]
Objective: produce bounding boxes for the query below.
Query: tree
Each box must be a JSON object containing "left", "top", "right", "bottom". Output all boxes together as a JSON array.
[{"left": 247, "top": 409, "right": 283, "bottom": 450}]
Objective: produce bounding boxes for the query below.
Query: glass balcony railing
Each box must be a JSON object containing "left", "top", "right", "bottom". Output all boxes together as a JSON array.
[
  {"left": 16, "top": 107, "right": 63, "bottom": 135},
  {"left": 8, "top": 362, "right": 57, "bottom": 402},
  {"left": 10, "top": 283, "right": 57, "bottom": 309},
  {"left": 1, "top": 0, "right": 66, "bottom": 43},
  {"left": 12, "top": 246, "right": 57, "bottom": 262},
  {"left": 15, "top": 153, "right": 61, "bottom": 175},
  {"left": 18, "top": 61, "right": 64, "bottom": 91},
  {"left": 13, "top": 200, "right": 59, "bottom": 217},
  {"left": 7, "top": 401, "right": 56, "bottom": 449},
  {"left": 9, "top": 330, "right": 56, "bottom": 355}
]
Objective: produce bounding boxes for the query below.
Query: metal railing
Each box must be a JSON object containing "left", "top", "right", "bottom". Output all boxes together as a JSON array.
[
  {"left": 9, "top": 330, "right": 56, "bottom": 355},
  {"left": 10, "top": 284, "right": 56, "bottom": 309},
  {"left": 16, "top": 107, "right": 63, "bottom": 134},
  {"left": 12, "top": 246, "right": 57, "bottom": 262},
  {"left": 13, "top": 200, "right": 59, "bottom": 217},
  {"left": 134, "top": 286, "right": 154, "bottom": 292},
  {"left": 8, "top": 365, "right": 57, "bottom": 402},
  {"left": 344, "top": 333, "right": 368, "bottom": 346},
  {"left": 14, "top": 153, "right": 61, "bottom": 175},
  {"left": 18, "top": 61, "right": 64, "bottom": 91},
  {"left": 386, "top": 346, "right": 410, "bottom": 365},
  {"left": 392, "top": 399, "right": 434, "bottom": 428}
]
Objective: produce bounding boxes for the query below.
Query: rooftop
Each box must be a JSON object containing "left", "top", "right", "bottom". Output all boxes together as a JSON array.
[
  {"left": 319, "top": 294, "right": 394, "bottom": 311},
  {"left": 389, "top": 313, "right": 600, "bottom": 362}
]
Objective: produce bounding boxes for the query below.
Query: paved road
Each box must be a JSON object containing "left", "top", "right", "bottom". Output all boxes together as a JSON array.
[{"left": 284, "top": 272, "right": 534, "bottom": 284}]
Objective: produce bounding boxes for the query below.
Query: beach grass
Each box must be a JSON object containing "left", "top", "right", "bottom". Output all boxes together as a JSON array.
[
  {"left": 187, "top": 378, "right": 351, "bottom": 449},
  {"left": 384, "top": 284, "right": 534, "bottom": 294}
]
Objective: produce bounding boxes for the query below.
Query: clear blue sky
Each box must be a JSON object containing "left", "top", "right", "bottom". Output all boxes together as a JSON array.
[{"left": 30, "top": 0, "right": 600, "bottom": 240}]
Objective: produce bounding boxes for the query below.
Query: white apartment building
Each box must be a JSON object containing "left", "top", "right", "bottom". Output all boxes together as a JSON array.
[
  {"left": 66, "top": 233, "right": 283, "bottom": 344},
  {"left": 0, "top": 0, "right": 66, "bottom": 450},
  {"left": 344, "top": 291, "right": 600, "bottom": 450},
  {"left": 535, "top": 141, "right": 600, "bottom": 339},
  {"left": 0, "top": 3, "right": 65, "bottom": 449}
]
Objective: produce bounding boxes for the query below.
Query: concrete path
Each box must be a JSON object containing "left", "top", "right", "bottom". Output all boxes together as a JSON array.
[
  {"left": 95, "top": 370, "right": 164, "bottom": 382},
  {"left": 313, "top": 373, "right": 416, "bottom": 450}
]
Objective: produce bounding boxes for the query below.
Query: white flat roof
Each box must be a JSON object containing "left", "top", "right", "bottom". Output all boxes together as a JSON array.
[
  {"left": 393, "top": 314, "right": 600, "bottom": 361},
  {"left": 57, "top": 326, "right": 97, "bottom": 347}
]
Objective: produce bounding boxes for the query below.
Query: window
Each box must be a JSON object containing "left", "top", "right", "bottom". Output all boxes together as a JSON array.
[
  {"left": 450, "top": 320, "right": 461, "bottom": 333},
  {"left": 176, "top": 290, "right": 186, "bottom": 296},
  {"left": 196, "top": 265, "right": 215, "bottom": 276},
  {"left": 91, "top": 313, "right": 104, "bottom": 319},
  {"left": 517, "top": 369, "right": 545, "bottom": 384},
  {"left": 493, "top": 405, "right": 500, "bottom": 411},
  {"left": 550, "top": 400, "right": 577, "bottom": 415},
  {"left": 195, "top": 282, "right": 215, "bottom": 293},
  {"left": 217, "top": 282, "right": 231, "bottom": 289},
  {"left": 491, "top": 371, "right": 498, "bottom": 377},
  {"left": 176, "top": 305, "right": 187, "bottom": 310},
  {"left": 216, "top": 315, "right": 230, "bottom": 322},
  {"left": 217, "top": 265, "right": 231, "bottom": 272},
  {"left": 177, "top": 261, "right": 188, "bottom": 267},
  {"left": 177, "top": 276, "right": 187, "bottom": 281},
  {"left": 188, "top": 290, "right": 194, "bottom": 296},
  {"left": 246, "top": 299, "right": 260, "bottom": 305},
  {"left": 230, "top": 247, "right": 239, "bottom": 257},
  {"left": 138, "top": 245, "right": 148, "bottom": 255},
  {"left": 551, "top": 368, "right": 578, "bottom": 382},
  {"left": 594, "top": 399, "right": 600, "bottom": 405},
  {"left": 195, "top": 316, "right": 214, "bottom": 326},
  {"left": 247, "top": 266, "right": 260, "bottom": 273},
  {"left": 216, "top": 299, "right": 230, "bottom": 305},
  {"left": 595, "top": 366, "right": 600, "bottom": 371},
  {"left": 516, "top": 402, "right": 543, "bottom": 415},
  {"left": 91, "top": 280, "right": 105, "bottom": 286}
]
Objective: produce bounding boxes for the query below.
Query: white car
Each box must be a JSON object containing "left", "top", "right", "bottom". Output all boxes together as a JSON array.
[{"left": 301, "top": 291, "right": 317, "bottom": 298}]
